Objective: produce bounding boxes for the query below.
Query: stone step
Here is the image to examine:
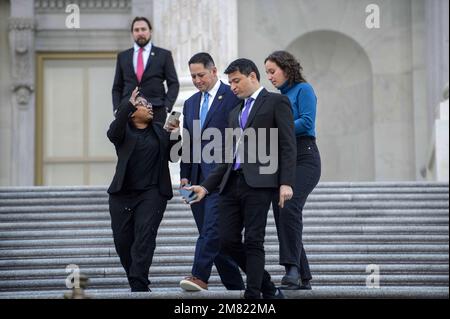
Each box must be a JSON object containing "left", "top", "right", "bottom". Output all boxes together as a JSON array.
[
  {"left": 1, "top": 225, "right": 447, "bottom": 240},
  {"left": 0, "top": 182, "right": 447, "bottom": 193},
  {"left": 0, "top": 183, "right": 447, "bottom": 299},
  {"left": 1, "top": 264, "right": 448, "bottom": 279},
  {"left": 0, "top": 274, "right": 448, "bottom": 291},
  {"left": 1, "top": 187, "right": 449, "bottom": 201},
  {"left": 0, "top": 286, "right": 447, "bottom": 299},
  {"left": 1, "top": 193, "right": 448, "bottom": 206},
  {"left": 1, "top": 254, "right": 447, "bottom": 269},
  {"left": 1, "top": 186, "right": 449, "bottom": 199},
  {"left": 0, "top": 209, "right": 448, "bottom": 221},
  {"left": 0, "top": 217, "right": 447, "bottom": 231},
  {"left": 1, "top": 244, "right": 448, "bottom": 258},
  {"left": 1, "top": 201, "right": 448, "bottom": 214},
  {"left": 1, "top": 234, "right": 448, "bottom": 249}
]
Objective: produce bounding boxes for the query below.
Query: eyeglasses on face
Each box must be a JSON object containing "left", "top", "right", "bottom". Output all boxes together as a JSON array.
[{"left": 136, "top": 97, "right": 152, "bottom": 109}]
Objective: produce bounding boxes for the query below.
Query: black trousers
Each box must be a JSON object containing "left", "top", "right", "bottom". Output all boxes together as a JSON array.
[
  {"left": 109, "top": 188, "right": 167, "bottom": 291},
  {"left": 152, "top": 106, "right": 167, "bottom": 125},
  {"left": 272, "top": 137, "right": 321, "bottom": 281},
  {"left": 190, "top": 171, "right": 245, "bottom": 289},
  {"left": 218, "top": 171, "right": 277, "bottom": 299}
]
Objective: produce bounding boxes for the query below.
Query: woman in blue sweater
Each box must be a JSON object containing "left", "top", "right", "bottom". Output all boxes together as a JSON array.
[{"left": 265, "top": 51, "right": 321, "bottom": 290}]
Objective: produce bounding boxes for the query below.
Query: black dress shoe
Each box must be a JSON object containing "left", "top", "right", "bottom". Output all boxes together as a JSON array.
[
  {"left": 280, "top": 283, "right": 301, "bottom": 290},
  {"left": 280, "top": 275, "right": 301, "bottom": 290},
  {"left": 299, "top": 280, "right": 312, "bottom": 290},
  {"left": 263, "top": 288, "right": 286, "bottom": 299},
  {"left": 131, "top": 287, "right": 151, "bottom": 292}
]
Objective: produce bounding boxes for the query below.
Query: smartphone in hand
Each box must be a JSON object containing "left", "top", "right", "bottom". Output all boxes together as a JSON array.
[
  {"left": 164, "top": 111, "right": 181, "bottom": 130},
  {"left": 179, "top": 184, "right": 198, "bottom": 204}
]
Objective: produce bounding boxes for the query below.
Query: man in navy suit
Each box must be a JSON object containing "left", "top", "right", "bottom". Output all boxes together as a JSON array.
[
  {"left": 179, "top": 53, "right": 245, "bottom": 292},
  {"left": 112, "top": 16, "right": 180, "bottom": 124}
]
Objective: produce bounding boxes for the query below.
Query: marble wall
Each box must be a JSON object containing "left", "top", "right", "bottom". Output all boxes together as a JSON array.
[
  {"left": 433, "top": 98, "right": 449, "bottom": 181},
  {"left": 237, "top": 0, "right": 427, "bottom": 181},
  {"left": 426, "top": 0, "right": 449, "bottom": 125},
  {"left": 34, "top": 0, "right": 131, "bottom": 51},
  {"left": 0, "top": 0, "right": 12, "bottom": 186},
  {"left": 0, "top": 0, "right": 447, "bottom": 185},
  {"left": 286, "top": 30, "right": 375, "bottom": 181},
  {"left": 152, "top": 0, "right": 238, "bottom": 111}
]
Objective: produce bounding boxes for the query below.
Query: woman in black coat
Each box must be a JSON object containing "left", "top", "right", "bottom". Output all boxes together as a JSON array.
[{"left": 107, "top": 87, "right": 180, "bottom": 292}]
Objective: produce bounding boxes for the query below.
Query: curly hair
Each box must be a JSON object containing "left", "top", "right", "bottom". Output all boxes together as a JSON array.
[{"left": 264, "top": 51, "right": 306, "bottom": 85}]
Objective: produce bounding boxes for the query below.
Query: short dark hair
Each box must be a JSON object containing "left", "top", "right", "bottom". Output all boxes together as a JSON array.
[
  {"left": 224, "top": 58, "right": 260, "bottom": 81},
  {"left": 131, "top": 17, "right": 152, "bottom": 32},
  {"left": 188, "top": 52, "right": 215, "bottom": 69},
  {"left": 264, "top": 51, "right": 306, "bottom": 85}
]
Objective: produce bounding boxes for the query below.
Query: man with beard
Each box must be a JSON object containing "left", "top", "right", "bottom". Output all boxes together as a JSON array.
[{"left": 112, "top": 17, "right": 180, "bottom": 124}]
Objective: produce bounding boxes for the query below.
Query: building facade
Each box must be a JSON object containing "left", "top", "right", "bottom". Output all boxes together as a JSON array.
[{"left": 0, "top": 0, "right": 448, "bottom": 186}]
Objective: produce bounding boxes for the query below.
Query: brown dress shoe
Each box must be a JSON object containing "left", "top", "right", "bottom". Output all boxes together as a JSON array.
[{"left": 179, "top": 276, "right": 208, "bottom": 291}]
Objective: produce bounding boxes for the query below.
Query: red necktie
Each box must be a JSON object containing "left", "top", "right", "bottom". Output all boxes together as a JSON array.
[{"left": 136, "top": 47, "right": 144, "bottom": 83}]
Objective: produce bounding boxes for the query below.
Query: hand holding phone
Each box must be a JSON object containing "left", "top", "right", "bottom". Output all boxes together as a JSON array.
[
  {"left": 179, "top": 184, "right": 198, "bottom": 204},
  {"left": 164, "top": 111, "right": 181, "bottom": 131}
]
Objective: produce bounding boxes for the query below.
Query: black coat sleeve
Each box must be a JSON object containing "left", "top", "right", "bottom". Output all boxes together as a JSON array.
[
  {"left": 163, "top": 51, "right": 180, "bottom": 112},
  {"left": 179, "top": 102, "right": 192, "bottom": 180},
  {"left": 111, "top": 53, "right": 124, "bottom": 113},
  {"left": 274, "top": 95, "right": 296, "bottom": 187},
  {"left": 107, "top": 101, "right": 135, "bottom": 146}
]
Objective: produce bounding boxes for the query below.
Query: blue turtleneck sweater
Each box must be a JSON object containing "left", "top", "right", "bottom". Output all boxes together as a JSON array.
[{"left": 279, "top": 81, "right": 317, "bottom": 137}]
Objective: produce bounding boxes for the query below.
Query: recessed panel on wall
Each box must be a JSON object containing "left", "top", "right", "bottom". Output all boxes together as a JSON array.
[{"left": 38, "top": 54, "right": 117, "bottom": 186}]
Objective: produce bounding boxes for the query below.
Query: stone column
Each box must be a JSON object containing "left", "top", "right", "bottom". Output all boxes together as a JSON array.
[
  {"left": 434, "top": 85, "right": 449, "bottom": 181},
  {"left": 132, "top": 0, "right": 153, "bottom": 21},
  {"left": 152, "top": 0, "right": 238, "bottom": 108},
  {"left": 9, "top": 1, "right": 36, "bottom": 186},
  {"left": 149, "top": 0, "right": 238, "bottom": 184},
  {"left": 425, "top": 0, "right": 449, "bottom": 129}
]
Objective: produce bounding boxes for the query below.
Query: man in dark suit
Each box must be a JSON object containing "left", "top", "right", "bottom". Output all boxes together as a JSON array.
[
  {"left": 112, "top": 16, "right": 180, "bottom": 124},
  {"left": 179, "top": 53, "right": 244, "bottom": 292},
  {"left": 188, "top": 59, "right": 297, "bottom": 299},
  {"left": 107, "top": 87, "right": 180, "bottom": 292}
]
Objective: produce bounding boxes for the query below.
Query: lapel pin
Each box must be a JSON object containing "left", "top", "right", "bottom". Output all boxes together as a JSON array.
[
  {"left": 218, "top": 95, "right": 223, "bottom": 100},
  {"left": 151, "top": 52, "right": 155, "bottom": 56}
]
